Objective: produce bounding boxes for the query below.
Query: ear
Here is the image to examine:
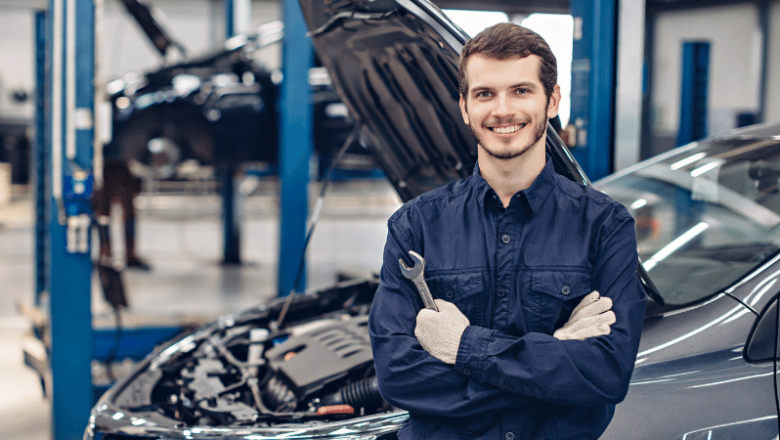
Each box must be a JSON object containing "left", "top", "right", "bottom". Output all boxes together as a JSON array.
[
  {"left": 459, "top": 94, "right": 470, "bottom": 125},
  {"left": 547, "top": 84, "right": 561, "bottom": 119}
]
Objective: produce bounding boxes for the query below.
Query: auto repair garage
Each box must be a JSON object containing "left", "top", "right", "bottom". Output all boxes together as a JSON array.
[{"left": 2, "top": 0, "right": 780, "bottom": 439}]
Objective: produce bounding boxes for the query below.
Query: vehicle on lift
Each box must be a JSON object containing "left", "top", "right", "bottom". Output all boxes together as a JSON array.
[
  {"left": 85, "top": 0, "right": 780, "bottom": 438},
  {"left": 106, "top": 0, "right": 370, "bottom": 178}
]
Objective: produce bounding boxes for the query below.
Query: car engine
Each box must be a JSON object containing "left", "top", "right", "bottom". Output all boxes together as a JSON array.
[{"left": 111, "top": 308, "right": 390, "bottom": 427}]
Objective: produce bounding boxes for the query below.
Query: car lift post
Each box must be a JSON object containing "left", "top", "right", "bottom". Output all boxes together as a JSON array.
[
  {"left": 46, "top": 0, "right": 96, "bottom": 438},
  {"left": 278, "top": 0, "right": 312, "bottom": 296},
  {"left": 676, "top": 41, "right": 709, "bottom": 146},
  {"left": 220, "top": 0, "right": 251, "bottom": 265},
  {"left": 569, "top": 0, "right": 617, "bottom": 181},
  {"left": 35, "top": 10, "right": 47, "bottom": 308}
]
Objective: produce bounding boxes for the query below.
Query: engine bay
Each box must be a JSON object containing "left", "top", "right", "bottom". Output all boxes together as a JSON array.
[{"left": 110, "top": 281, "right": 392, "bottom": 428}]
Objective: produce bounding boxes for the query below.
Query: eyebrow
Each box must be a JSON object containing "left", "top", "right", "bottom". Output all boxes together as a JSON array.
[
  {"left": 510, "top": 82, "right": 539, "bottom": 90},
  {"left": 470, "top": 86, "right": 493, "bottom": 95}
]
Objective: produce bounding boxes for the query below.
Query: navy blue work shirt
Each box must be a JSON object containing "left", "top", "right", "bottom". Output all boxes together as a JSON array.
[{"left": 368, "top": 157, "right": 647, "bottom": 440}]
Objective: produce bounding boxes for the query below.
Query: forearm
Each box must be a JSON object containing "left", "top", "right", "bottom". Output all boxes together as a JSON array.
[
  {"left": 454, "top": 294, "right": 646, "bottom": 406},
  {"left": 370, "top": 326, "right": 536, "bottom": 417}
]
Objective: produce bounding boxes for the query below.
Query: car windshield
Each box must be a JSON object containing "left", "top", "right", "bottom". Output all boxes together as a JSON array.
[{"left": 597, "top": 136, "right": 780, "bottom": 307}]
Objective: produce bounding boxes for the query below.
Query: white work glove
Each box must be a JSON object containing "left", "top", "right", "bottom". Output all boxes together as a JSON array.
[
  {"left": 415, "top": 299, "right": 470, "bottom": 365},
  {"left": 553, "top": 290, "right": 616, "bottom": 340}
]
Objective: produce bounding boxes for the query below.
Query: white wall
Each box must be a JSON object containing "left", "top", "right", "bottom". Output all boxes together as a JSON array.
[
  {"left": 766, "top": 1, "right": 780, "bottom": 124},
  {"left": 0, "top": 6, "right": 36, "bottom": 119},
  {"left": 99, "top": 0, "right": 280, "bottom": 78},
  {"left": 651, "top": 3, "right": 764, "bottom": 137},
  {"left": 0, "top": 0, "right": 281, "bottom": 121}
]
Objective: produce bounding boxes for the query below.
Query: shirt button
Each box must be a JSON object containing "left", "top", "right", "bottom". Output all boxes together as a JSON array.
[
  {"left": 497, "top": 288, "right": 506, "bottom": 297},
  {"left": 501, "top": 234, "right": 511, "bottom": 244},
  {"left": 463, "top": 367, "right": 472, "bottom": 376},
  {"left": 505, "top": 433, "right": 515, "bottom": 440},
  {"left": 561, "top": 285, "right": 571, "bottom": 295},
  {"left": 445, "top": 290, "right": 454, "bottom": 299},
  {"left": 502, "top": 382, "right": 512, "bottom": 391}
]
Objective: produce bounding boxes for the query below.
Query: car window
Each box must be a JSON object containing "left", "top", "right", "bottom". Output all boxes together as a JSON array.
[{"left": 598, "top": 138, "right": 780, "bottom": 306}]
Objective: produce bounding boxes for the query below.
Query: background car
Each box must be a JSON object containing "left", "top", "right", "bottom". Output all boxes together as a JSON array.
[
  {"left": 106, "top": 0, "right": 371, "bottom": 179},
  {"left": 85, "top": 0, "right": 780, "bottom": 438}
]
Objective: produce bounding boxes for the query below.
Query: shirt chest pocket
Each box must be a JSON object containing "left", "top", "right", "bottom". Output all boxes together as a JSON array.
[
  {"left": 528, "top": 270, "right": 592, "bottom": 334},
  {"left": 428, "top": 272, "right": 485, "bottom": 326}
]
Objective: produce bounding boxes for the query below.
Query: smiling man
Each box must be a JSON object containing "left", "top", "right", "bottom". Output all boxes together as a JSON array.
[{"left": 368, "top": 23, "right": 647, "bottom": 440}]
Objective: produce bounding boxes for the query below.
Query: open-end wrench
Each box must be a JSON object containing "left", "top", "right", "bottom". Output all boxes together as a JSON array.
[{"left": 399, "top": 250, "right": 439, "bottom": 312}]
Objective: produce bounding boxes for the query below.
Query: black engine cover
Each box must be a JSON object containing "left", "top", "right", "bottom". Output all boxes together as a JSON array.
[{"left": 266, "top": 316, "right": 373, "bottom": 397}]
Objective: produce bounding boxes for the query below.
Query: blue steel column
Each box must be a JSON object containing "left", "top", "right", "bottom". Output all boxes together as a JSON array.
[
  {"left": 225, "top": 0, "right": 234, "bottom": 37},
  {"left": 48, "top": 0, "right": 94, "bottom": 438},
  {"left": 569, "top": 0, "right": 617, "bottom": 181},
  {"left": 676, "top": 42, "right": 709, "bottom": 146},
  {"left": 35, "top": 10, "right": 48, "bottom": 306},
  {"left": 757, "top": 1, "right": 769, "bottom": 123},
  {"left": 278, "top": 0, "right": 312, "bottom": 296}
]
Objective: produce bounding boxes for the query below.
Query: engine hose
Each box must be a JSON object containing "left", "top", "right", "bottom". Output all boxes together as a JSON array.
[
  {"left": 323, "top": 377, "right": 383, "bottom": 409},
  {"left": 262, "top": 376, "right": 297, "bottom": 412}
]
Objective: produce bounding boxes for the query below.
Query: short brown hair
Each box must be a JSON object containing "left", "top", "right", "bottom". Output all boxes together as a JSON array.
[{"left": 458, "top": 23, "right": 557, "bottom": 99}]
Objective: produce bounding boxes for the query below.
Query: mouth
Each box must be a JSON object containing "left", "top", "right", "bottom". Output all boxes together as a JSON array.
[{"left": 487, "top": 123, "right": 526, "bottom": 134}]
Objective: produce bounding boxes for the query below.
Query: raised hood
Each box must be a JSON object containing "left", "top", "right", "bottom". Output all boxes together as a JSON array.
[
  {"left": 300, "top": 0, "right": 474, "bottom": 202},
  {"left": 299, "top": 0, "right": 586, "bottom": 202}
]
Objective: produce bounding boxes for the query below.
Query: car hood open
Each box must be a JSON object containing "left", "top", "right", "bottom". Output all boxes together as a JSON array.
[
  {"left": 299, "top": 0, "right": 589, "bottom": 202},
  {"left": 299, "top": 0, "right": 477, "bottom": 202}
]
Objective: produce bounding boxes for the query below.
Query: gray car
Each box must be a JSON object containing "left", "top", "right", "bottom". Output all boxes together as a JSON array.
[
  {"left": 84, "top": 0, "right": 780, "bottom": 438},
  {"left": 598, "top": 122, "right": 780, "bottom": 440}
]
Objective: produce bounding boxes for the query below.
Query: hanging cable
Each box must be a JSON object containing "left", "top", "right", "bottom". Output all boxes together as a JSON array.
[
  {"left": 275, "top": 125, "right": 362, "bottom": 328},
  {"left": 105, "top": 307, "right": 123, "bottom": 382},
  {"left": 93, "top": 215, "right": 129, "bottom": 383}
]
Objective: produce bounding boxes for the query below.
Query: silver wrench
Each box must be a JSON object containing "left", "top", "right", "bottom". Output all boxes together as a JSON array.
[{"left": 399, "top": 250, "right": 439, "bottom": 312}]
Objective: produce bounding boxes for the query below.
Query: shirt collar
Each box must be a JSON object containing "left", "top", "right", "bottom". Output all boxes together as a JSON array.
[
  {"left": 473, "top": 156, "right": 557, "bottom": 216},
  {"left": 522, "top": 156, "right": 556, "bottom": 215},
  {"left": 472, "top": 161, "right": 494, "bottom": 210}
]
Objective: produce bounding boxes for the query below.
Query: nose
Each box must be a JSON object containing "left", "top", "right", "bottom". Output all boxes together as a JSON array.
[{"left": 492, "top": 93, "right": 512, "bottom": 118}]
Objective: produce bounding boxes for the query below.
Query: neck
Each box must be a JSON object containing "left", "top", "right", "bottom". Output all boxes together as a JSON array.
[{"left": 478, "top": 141, "right": 546, "bottom": 208}]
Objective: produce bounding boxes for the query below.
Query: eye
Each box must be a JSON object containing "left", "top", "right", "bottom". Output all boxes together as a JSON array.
[
  {"left": 475, "top": 90, "right": 492, "bottom": 98},
  {"left": 514, "top": 88, "right": 530, "bottom": 95}
]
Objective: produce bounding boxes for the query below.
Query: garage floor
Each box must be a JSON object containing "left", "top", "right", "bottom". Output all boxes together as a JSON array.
[{"left": 0, "top": 178, "right": 400, "bottom": 440}]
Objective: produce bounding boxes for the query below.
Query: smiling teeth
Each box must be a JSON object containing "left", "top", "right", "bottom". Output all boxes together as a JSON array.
[{"left": 492, "top": 124, "right": 524, "bottom": 134}]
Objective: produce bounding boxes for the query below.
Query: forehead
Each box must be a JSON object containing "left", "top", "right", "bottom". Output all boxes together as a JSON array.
[{"left": 464, "top": 54, "right": 543, "bottom": 91}]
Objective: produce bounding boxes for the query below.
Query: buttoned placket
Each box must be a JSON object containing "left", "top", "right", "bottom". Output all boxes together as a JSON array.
[{"left": 492, "top": 194, "right": 524, "bottom": 331}]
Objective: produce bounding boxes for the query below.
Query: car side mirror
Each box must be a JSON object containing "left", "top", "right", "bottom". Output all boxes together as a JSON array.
[{"left": 744, "top": 292, "right": 780, "bottom": 362}]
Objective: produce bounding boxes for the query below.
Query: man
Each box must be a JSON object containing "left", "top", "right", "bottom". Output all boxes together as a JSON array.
[
  {"left": 368, "top": 23, "right": 646, "bottom": 440},
  {"left": 96, "top": 159, "right": 151, "bottom": 270}
]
